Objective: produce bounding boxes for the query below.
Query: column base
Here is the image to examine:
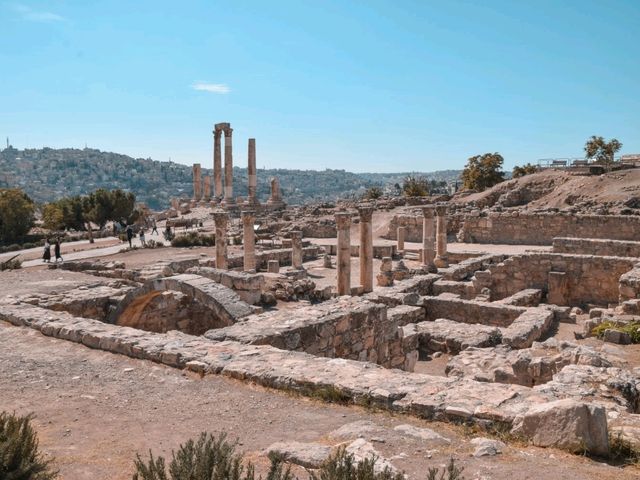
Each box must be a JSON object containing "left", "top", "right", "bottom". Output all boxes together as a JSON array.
[{"left": 434, "top": 256, "right": 449, "bottom": 268}]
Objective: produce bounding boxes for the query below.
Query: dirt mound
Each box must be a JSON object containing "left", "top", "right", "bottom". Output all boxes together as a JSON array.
[{"left": 453, "top": 169, "right": 640, "bottom": 214}]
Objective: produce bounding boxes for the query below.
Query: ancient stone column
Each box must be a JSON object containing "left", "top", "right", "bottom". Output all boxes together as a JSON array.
[
  {"left": 397, "top": 226, "right": 406, "bottom": 252},
  {"left": 192, "top": 163, "right": 202, "bottom": 201},
  {"left": 267, "top": 177, "right": 285, "bottom": 209},
  {"left": 241, "top": 210, "right": 256, "bottom": 272},
  {"left": 290, "top": 230, "right": 303, "bottom": 269},
  {"left": 203, "top": 175, "right": 211, "bottom": 201},
  {"left": 213, "top": 128, "right": 223, "bottom": 200},
  {"left": 421, "top": 206, "right": 437, "bottom": 272},
  {"left": 247, "top": 138, "right": 258, "bottom": 206},
  {"left": 335, "top": 212, "right": 352, "bottom": 296},
  {"left": 223, "top": 127, "right": 235, "bottom": 205},
  {"left": 358, "top": 205, "right": 374, "bottom": 293},
  {"left": 213, "top": 211, "right": 228, "bottom": 270},
  {"left": 435, "top": 203, "right": 448, "bottom": 268}
]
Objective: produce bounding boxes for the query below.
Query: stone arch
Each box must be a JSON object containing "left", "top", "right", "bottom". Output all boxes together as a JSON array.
[{"left": 108, "top": 274, "right": 253, "bottom": 332}]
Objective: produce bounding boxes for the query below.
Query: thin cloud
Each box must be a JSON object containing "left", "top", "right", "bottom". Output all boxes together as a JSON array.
[
  {"left": 192, "top": 82, "right": 231, "bottom": 94},
  {"left": 9, "top": 3, "right": 66, "bottom": 22}
]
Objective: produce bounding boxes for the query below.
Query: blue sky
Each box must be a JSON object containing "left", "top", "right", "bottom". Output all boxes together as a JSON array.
[{"left": 1, "top": 1, "right": 638, "bottom": 172}]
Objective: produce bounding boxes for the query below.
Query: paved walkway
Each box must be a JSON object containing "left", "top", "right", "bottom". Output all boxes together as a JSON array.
[{"left": 3, "top": 235, "right": 170, "bottom": 269}]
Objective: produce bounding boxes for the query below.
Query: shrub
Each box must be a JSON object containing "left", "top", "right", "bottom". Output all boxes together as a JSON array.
[
  {"left": 144, "top": 239, "right": 164, "bottom": 249},
  {"left": 133, "top": 432, "right": 465, "bottom": 480},
  {"left": 171, "top": 232, "right": 215, "bottom": 248},
  {"left": 0, "top": 411, "right": 57, "bottom": 479},
  {"left": 363, "top": 187, "right": 383, "bottom": 200},
  {"left": 591, "top": 321, "right": 640, "bottom": 343},
  {"left": 132, "top": 432, "right": 255, "bottom": 480}
]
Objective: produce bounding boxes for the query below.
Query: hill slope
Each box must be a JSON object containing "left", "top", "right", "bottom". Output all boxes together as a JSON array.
[
  {"left": 0, "top": 146, "right": 460, "bottom": 209},
  {"left": 453, "top": 169, "right": 640, "bottom": 214}
]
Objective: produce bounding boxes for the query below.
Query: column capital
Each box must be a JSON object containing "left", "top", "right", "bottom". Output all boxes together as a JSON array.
[
  {"left": 289, "top": 230, "right": 303, "bottom": 239},
  {"left": 213, "top": 210, "right": 229, "bottom": 227},
  {"left": 213, "top": 129, "right": 222, "bottom": 138},
  {"left": 357, "top": 205, "right": 374, "bottom": 222},
  {"left": 335, "top": 212, "right": 352, "bottom": 229},
  {"left": 435, "top": 203, "right": 448, "bottom": 216},
  {"left": 224, "top": 127, "right": 233, "bottom": 137},
  {"left": 422, "top": 205, "right": 436, "bottom": 218},
  {"left": 241, "top": 210, "right": 255, "bottom": 223}
]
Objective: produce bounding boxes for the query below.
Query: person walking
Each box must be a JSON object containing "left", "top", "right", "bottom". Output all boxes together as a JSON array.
[
  {"left": 151, "top": 218, "right": 158, "bottom": 235},
  {"left": 139, "top": 228, "right": 146, "bottom": 247},
  {"left": 54, "top": 238, "right": 63, "bottom": 263},
  {"left": 42, "top": 239, "right": 51, "bottom": 263},
  {"left": 126, "top": 225, "right": 134, "bottom": 248}
]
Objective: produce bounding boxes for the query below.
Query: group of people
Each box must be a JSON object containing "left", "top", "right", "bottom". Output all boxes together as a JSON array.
[
  {"left": 42, "top": 238, "right": 63, "bottom": 263},
  {"left": 122, "top": 218, "right": 160, "bottom": 248}
]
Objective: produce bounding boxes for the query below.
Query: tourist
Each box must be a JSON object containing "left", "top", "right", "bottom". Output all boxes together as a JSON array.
[
  {"left": 126, "top": 225, "right": 134, "bottom": 248},
  {"left": 54, "top": 238, "right": 63, "bottom": 263},
  {"left": 42, "top": 239, "right": 51, "bottom": 263},
  {"left": 151, "top": 218, "right": 158, "bottom": 235},
  {"left": 164, "top": 224, "right": 173, "bottom": 241},
  {"left": 139, "top": 228, "right": 146, "bottom": 247}
]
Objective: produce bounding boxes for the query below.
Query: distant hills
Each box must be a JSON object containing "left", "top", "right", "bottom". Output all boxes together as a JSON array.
[{"left": 0, "top": 146, "right": 461, "bottom": 210}]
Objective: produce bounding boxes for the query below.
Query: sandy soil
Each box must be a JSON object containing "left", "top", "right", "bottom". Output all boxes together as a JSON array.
[{"left": 2, "top": 323, "right": 638, "bottom": 480}]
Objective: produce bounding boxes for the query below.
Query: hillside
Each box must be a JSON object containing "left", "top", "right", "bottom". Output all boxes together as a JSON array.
[
  {"left": 0, "top": 146, "right": 461, "bottom": 209},
  {"left": 453, "top": 168, "right": 640, "bottom": 214}
]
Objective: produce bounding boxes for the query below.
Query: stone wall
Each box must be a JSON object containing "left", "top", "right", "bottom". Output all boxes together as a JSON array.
[
  {"left": 320, "top": 243, "right": 396, "bottom": 259},
  {"left": 459, "top": 213, "right": 640, "bottom": 245},
  {"left": 553, "top": 237, "right": 640, "bottom": 257},
  {"left": 483, "top": 253, "right": 636, "bottom": 306},
  {"left": 384, "top": 213, "right": 463, "bottom": 242},
  {"left": 225, "top": 246, "right": 320, "bottom": 270},
  {"left": 423, "top": 295, "right": 525, "bottom": 327},
  {"left": 205, "top": 297, "right": 415, "bottom": 370}
]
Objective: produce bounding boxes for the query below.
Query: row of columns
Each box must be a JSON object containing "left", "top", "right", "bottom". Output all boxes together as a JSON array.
[
  {"left": 335, "top": 206, "right": 375, "bottom": 296},
  {"left": 213, "top": 209, "right": 303, "bottom": 273},
  {"left": 399, "top": 203, "right": 447, "bottom": 271}
]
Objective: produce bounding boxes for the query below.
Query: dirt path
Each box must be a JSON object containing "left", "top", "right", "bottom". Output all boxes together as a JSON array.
[{"left": 1, "top": 323, "right": 637, "bottom": 480}]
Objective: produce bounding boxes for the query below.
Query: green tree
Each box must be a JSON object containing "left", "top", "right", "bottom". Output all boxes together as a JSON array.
[
  {"left": 512, "top": 163, "right": 538, "bottom": 178},
  {"left": 584, "top": 135, "right": 622, "bottom": 165},
  {"left": 363, "top": 186, "right": 383, "bottom": 200},
  {"left": 41, "top": 203, "right": 65, "bottom": 231},
  {"left": 402, "top": 176, "right": 430, "bottom": 197},
  {"left": 0, "top": 189, "right": 35, "bottom": 244},
  {"left": 461, "top": 153, "right": 505, "bottom": 191}
]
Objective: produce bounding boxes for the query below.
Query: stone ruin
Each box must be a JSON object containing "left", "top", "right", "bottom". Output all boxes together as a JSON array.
[{"left": 4, "top": 193, "right": 640, "bottom": 463}]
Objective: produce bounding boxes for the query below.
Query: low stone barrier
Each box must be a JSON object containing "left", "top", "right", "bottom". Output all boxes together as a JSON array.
[
  {"left": 553, "top": 237, "right": 640, "bottom": 257},
  {"left": 422, "top": 295, "right": 525, "bottom": 327},
  {"left": 459, "top": 212, "right": 640, "bottom": 245}
]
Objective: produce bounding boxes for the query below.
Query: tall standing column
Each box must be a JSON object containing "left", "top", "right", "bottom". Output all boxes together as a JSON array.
[
  {"left": 213, "top": 128, "right": 223, "bottom": 200},
  {"left": 213, "top": 211, "right": 228, "bottom": 270},
  {"left": 203, "top": 175, "right": 211, "bottom": 201},
  {"left": 247, "top": 138, "right": 258, "bottom": 206},
  {"left": 435, "top": 203, "right": 449, "bottom": 268},
  {"left": 421, "top": 206, "right": 437, "bottom": 272},
  {"left": 192, "top": 163, "right": 202, "bottom": 201},
  {"left": 358, "top": 205, "right": 374, "bottom": 293},
  {"left": 335, "top": 212, "right": 352, "bottom": 296},
  {"left": 223, "top": 127, "right": 235, "bottom": 205},
  {"left": 241, "top": 210, "right": 256, "bottom": 272},
  {"left": 290, "top": 230, "right": 303, "bottom": 269}
]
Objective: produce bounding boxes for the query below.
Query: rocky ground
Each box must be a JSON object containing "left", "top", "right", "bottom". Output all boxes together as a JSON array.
[{"left": 3, "top": 322, "right": 639, "bottom": 480}]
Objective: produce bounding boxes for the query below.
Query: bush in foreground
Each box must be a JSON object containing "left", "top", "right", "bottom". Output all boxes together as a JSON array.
[
  {"left": 0, "top": 411, "right": 57, "bottom": 480},
  {"left": 133, "top": 432, "right": 464, "bottom": 480}
]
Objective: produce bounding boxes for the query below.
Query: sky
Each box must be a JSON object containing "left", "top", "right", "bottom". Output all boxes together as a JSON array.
[{"left": 1, "top": 1, "right": 639, "bottom": 172}]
